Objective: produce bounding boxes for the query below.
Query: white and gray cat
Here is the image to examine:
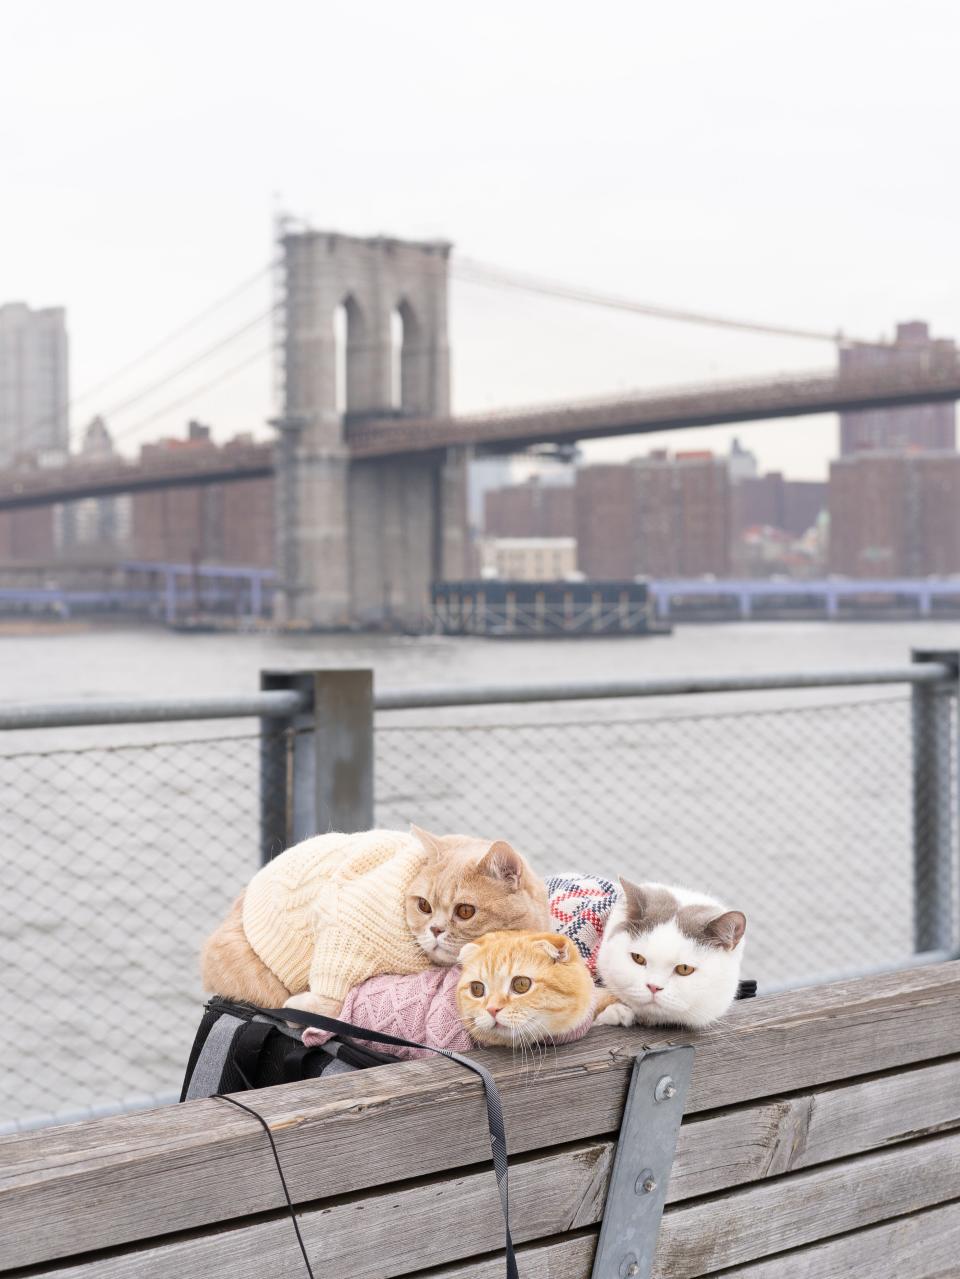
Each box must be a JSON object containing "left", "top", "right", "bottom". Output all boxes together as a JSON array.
[{"left": 595, "top": 877, "right": 746, "bottom": 1029}]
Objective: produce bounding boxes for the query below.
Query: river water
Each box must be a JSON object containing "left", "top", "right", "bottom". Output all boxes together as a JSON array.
[
  {"left": 4, "top": 617, "right": 957, "bottom": 704},
  {"left": 3, "top": 620, "right": 958, "bottom": 1125}
]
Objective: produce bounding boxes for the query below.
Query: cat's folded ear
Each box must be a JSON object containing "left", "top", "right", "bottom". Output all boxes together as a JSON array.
[
  {"left": 410, "top": 824, "right": 444, "bottom": 858},
  {"left": 478, "top": 840, "right": 523, "bottom": 890},
  {"left": 458, "top": 941, "right": 482, "bottom": 963},
  {"left": 619, "top": 876, "right": 650, "bottom": 921},
  {"left": 703, "top": 910, "right": 746, "bottom": 951},
  {"left": 534, "top": 935, "right": 571, "bottom": 963}
]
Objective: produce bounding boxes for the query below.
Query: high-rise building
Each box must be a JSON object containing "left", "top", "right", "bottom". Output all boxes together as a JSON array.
[
  {"left": 575, "top": 451, "right": 731, "bottom": 579},
  {"left": 0, "top": 303, "right": 69, "bottom": 467},
  {"left": 483, "top": 477, "right": 575, "bottom": 539},
  {"left": 130, "top": 424, "right": 273, "bottom": 566},
  {"left": 839, "top": 322, "right": 956, "bottom": 455},
  {"left": 59, "top": 417, "right": 131, "bottom": 554},
  {"left": 732, "top": 474, "right": 828, "bottom": 537},
  {"left": 468, "top": 456, "right": 516, "bottom": 529},
  {"left": 828, "top": 451, "right": 960, "bottom": 577},
  {"left": 727, "top": 437, "right": 758, "bottom": 483}
]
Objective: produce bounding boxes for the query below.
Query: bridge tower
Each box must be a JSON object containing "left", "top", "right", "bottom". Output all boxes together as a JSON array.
[{"left": 274, "top": 229, "right": 466, "bottom": 626}]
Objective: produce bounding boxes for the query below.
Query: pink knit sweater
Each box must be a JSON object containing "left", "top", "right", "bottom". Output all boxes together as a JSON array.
[{"left": 301, "top": 966, "right": 596, "bottom": 1061}]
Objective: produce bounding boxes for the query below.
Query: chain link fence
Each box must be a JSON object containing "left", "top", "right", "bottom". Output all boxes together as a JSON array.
[
  {"left": 1, "top": 680, "right": 957, "bottom": 1129},
  {"left": 377, "top": 694, "right": 958, "bottom": 989},
  {"left": 0, "top": 728, "right": 287, "bottom": 1128}
]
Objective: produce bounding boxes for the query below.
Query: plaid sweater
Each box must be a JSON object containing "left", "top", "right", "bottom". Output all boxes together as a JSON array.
[{"left": 547, "top": 874, "right": 619, "bottom": 977}]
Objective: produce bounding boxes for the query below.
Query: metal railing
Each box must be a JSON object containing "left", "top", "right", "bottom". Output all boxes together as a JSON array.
[{"left": 1, "top": 649, "right": 957, "bottom": 1131}]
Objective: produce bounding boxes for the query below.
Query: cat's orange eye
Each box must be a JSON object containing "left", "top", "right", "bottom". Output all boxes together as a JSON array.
[
  {"left": 417, "top": 897, "right": 432, "bottom": 915},
  {"left": 469, "top": 981, "right": 485, "bottom": 998},
  {"left": 454, "top": 903, "right": 476, "bottom": 920},
  {"left": 510, "top": 976, "right": 532, "bottom": 994},
  {"left": 675, "top": 964, "right": 696, "bottom": 976},
  {"left": 631, "top": 953, "right": 647, "bottom": 966}
]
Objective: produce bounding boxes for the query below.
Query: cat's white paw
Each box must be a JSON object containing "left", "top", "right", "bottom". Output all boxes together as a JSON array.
[{"left": 596, "top": 1002, "right": 635, "bottom": 1027}]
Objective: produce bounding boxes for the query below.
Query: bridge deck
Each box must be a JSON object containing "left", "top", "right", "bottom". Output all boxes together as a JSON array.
[{"left": 2, "top": 361, "right": 960, "bottom": 508}]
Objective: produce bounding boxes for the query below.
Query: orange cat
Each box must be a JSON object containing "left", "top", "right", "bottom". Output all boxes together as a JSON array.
[
  {"left": 201, "top": 826, "right": 551, "bottom": 1016},
  {"left": 299, "top": 929, "right": 598, "bottom": 1062},
  {"left": 456, "top": 929, "right": 597, "bottom": 1048}
]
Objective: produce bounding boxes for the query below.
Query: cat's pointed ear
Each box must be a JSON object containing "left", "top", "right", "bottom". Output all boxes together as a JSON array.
[
  {"left": 411, "top": 824, "right": 444, "bottom": 859},
  {"left": 479, "top": 840, "right": 523, "bottom": 890},
  {"left": 703, "top": 910, "right": 746, "bottom": 951},
  {"left": 534, "top": 935, "right": 571, "bottom": 963},
  {"left": 619, "top": 876, "right": 650, "bottom": 925},
  {"left": 458, "top": 941, "right": 482, "bottom": 964}
]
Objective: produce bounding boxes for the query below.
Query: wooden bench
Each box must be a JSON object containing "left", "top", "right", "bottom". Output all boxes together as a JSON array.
[{"left": 2, "top": 962, "right": 959, "bottom": 1278}]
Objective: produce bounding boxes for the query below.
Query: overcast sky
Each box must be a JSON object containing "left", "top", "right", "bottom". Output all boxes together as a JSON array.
[{"left": 3, "top": 0, "right": 958, "bottom": 479}]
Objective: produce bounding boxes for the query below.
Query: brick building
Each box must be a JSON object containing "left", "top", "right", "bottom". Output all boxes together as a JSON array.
[
  {"left": 839, "top": 322, "right": 957, "bottom": 455},
  {"left": 130, "top": 425, "right": 273, "bottom": 566},
  {"left": 732, "top": 474, "right": 827, "bottom": 537},
  {"left": 576, "top": 451, "right": 731, "bottom": 579},
  {"left": 0, "top": 507, "right": 55, "bottom": 560},
  {"left": 575, "top": 464, "right": 637, "bottom": 578},
  {"left": 483, "top": 477, "right": 575, "bottom": 539},
  {"left": 829, "top": 451, "right": 960, "bottom": 577}
]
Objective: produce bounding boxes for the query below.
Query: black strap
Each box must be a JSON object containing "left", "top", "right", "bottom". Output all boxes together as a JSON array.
[
  {"left": 215, "top": 1077, "right": 317, "bottom": 1279},
  {"left": 265, "top": 1006, "right": 518, "bottom": 1279},
  {"left": 231, "top": 1018, "right": 276, "bottom": 1086},
  {"left": 736, "top": 978, "right": 758, "bottom": 1000}
]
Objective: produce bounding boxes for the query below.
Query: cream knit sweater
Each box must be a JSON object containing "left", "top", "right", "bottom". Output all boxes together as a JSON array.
[{"left": 242, "top": 829, "right": 431, "bottom": 1004}]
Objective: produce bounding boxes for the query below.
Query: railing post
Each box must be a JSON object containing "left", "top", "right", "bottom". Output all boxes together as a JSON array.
[
  {"left": 259, "top": 668, "right": 374, "bottom": 862},
  {"left": 259, "top": 670, "right": 316, "bottom": 863},
  {"left": 911, "top": 648, "right": 960, "bottom": 953},
  {"left": 313, "top": 669, "right": 374, "bottom": 834}
]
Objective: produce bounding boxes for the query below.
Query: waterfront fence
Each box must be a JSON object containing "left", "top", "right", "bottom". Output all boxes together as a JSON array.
[{"left": 1, "top": 652, "right": 957, "bottom": 1131}]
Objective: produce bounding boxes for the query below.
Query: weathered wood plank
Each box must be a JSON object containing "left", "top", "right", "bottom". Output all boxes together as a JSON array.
[
  {"left": 669, "top": 1054, "right": 960, "bottom": 1201},
  {"left": 14, "top": 1067, "right": 960, "bottom": 1279},
  {"left": 6, "top": 1141, "right": 612, "bottom": 1279},
  {"left": 2, "top": 963, "right": 959, "bottom": 1271},
  {"left": 655, "top": 1129, "right": 960, "bottom": 1278},
  {"left": 422, "top": 1198, "right": 960, "bottom": 1279},
  {"left": 715, "top": 1198, "right": 960, "bottom": 1278}
]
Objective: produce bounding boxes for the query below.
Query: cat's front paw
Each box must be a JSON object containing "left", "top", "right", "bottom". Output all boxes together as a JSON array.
[
  {"left": 284, "top": 992, "right": 342, "bottom": 1018},
  {"left": 595, "top": 1001, "right": 635, "bottom": 1027}
]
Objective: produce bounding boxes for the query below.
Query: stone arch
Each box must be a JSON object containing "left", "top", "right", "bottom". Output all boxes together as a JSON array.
[
  {"left": 333, "top": 293, "right": 366, "bottom": 417},
  {"left": 394, "top": 297, "right": 424, "bottom": 415}
]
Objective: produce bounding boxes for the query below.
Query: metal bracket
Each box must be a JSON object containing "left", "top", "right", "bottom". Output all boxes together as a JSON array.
[{"left": 590, "top": 1044, "right": 695, "bottom": 1279}]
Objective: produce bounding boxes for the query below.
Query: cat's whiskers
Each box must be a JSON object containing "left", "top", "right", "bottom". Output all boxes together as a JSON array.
[{"left": 518, "top": 1015, "right": 551, "bottom": 1081}]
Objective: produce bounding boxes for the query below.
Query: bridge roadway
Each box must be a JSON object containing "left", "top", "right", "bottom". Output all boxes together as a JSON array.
[{"left": 2, "top": 361, "right": 960, "bottom": 510}]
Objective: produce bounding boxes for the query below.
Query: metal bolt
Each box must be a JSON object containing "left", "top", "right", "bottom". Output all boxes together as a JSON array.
[
  {"left": 654, "top": 1075, "right": 677, "bottom": 1102},
  {"left": 619, "top": 1256, "right": 640, "bottom": 1278},
  {"left": 634, "top": 1167, "right": 657, "bottom": 1194}
]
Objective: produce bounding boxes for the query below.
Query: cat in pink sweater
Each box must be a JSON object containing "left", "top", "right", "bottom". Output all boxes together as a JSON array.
[{"left": 302, "top": 929, "right": 597, "bottom": 1060}]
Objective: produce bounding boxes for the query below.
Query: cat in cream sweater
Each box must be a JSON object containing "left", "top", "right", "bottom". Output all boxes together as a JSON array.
[{"left": 201, "top": 825, "right": 552, "bottom": 1017}]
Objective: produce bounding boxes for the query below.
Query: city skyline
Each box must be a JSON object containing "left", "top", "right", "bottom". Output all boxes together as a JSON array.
[{"left": 3, "top": 1, "right": 960, "bottom": 480}]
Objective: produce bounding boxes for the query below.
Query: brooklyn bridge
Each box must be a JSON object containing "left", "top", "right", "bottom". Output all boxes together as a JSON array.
[{"left": 3, "top": 230, "right": 959, "bottom": 626}]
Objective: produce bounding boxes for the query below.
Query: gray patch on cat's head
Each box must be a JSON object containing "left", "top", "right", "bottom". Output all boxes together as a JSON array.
[
  {"left": 678, "top": 905, "right": 747, "bottom": 951},
  {"left": 616, "top": 881, "right": 746, "bottom": 952},
  {"left": 618, "top": 879, "right": 678, "bottom": 937}
]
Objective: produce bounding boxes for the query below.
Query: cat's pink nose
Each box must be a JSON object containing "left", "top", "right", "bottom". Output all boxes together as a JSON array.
[
  {"left": 429, "top": 925, "right": 443, "bottom": 937},
  {"left": 486, "top": 1005, "right": 502, "bottom": 1018},
  {"left": 646, "top": 983, "right": 663, "bottom": 994}
]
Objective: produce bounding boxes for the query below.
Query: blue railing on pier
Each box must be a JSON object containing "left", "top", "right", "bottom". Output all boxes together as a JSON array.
[
  {"left": 0, "top": 562, "right": 276, "bottom": 624},
  {"left": 652, "top": 577, "right": 960, "bottom": 618}
]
